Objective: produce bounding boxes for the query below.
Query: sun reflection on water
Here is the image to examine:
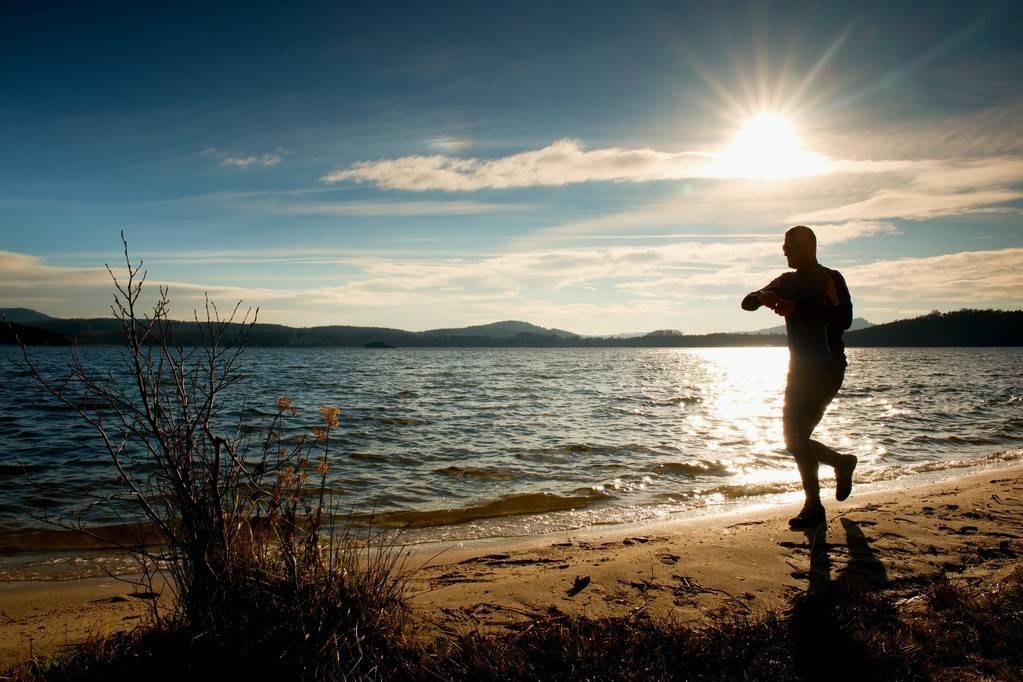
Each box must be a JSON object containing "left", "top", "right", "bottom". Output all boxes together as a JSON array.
[{"left": 690, "top": 347, "right": 789, "bottom": 461}]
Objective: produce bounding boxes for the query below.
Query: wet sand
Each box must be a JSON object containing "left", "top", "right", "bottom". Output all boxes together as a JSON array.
[{"left": 3, "top": 463, "right": 1022, "bottom": 668}]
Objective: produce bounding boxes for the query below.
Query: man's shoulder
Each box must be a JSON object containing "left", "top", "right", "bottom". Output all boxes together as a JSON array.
[
  {"left": 767, "top": 271, "right": 795, "bottom": 287},
  {"left": 818, "top": 264, "right": 846, "bottom": 281}
]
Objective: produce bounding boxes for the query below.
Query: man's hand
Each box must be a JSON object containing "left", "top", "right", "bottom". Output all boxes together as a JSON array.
[
  {"left": 757, "top": 290, "right": 781, "bottom": 309},
  {"left": 774, "top": 300, "right": 796, "bottom": 316}
]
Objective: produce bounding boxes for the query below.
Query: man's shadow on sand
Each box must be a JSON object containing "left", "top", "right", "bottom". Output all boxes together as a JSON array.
[
  {"left": 802, "top": 516, "right": 888, "bottom": 593},
  {"left": 789, "top": 517, "right": 890, "bottom": 679}
]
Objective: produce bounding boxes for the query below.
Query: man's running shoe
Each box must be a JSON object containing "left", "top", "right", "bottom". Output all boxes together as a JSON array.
[
  {"left": 835, "top": 455, "right": 858, "bottom": 502},
  {"left": 788, "top": 503, "right": 826, "bottom": 530}
]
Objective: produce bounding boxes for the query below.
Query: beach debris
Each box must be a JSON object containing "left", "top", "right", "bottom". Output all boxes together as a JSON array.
[
  {"left": 620, "top": 577, "right": 661, "bottom": 593},
  {"left": 431, "top": 570, "right": 492, "bottom": 586},
  {"left": 567, "top": 575, "right": 591, "bottom": 597},
  {"left": 127, "top": 591, "right": 160, "bottom": 600},
  {"left": 90, "top": 596, "right": 129, "bottom": 604},
  {"left": 658, "top": 553, "right": 681, "bottom": 565},
  {"left": 459, "top": 553, "right": 510, "bottom": 564},
  {"left": 726, "top": 520, "right": 765, "bottom": 529},
  {"left": 975, "top": 541, "right": 1016, "bottom": 560}
]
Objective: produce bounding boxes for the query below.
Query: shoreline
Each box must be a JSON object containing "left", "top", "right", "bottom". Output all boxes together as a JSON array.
[
  {"left": 3, "top": 461, "right": 1021, "bottom": 668},
  {"left": 4, "top": 448, "right": 1020, "bottom": 581}
]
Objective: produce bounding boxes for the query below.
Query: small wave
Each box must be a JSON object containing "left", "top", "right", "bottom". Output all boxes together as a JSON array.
[
  {"left": 513, "top": 442, "right": 676, "bottom": 462},
  {"left": 351, "top": 451, "right": 387, "bottom": 463},
  {"left": 704, "top": 481, "right": 800, "bottom": 499},
  {"left": 0, "top": 463, "right": 45, "bottom": 476},
  {"left": 651, "top": 395, "right": 703, "bottom": 406},
  {"left": 0, "top": 552, "right": 142, "bottom": 582},
  {"left": 648, "top": 461, "right": 731, "bottom": 477},
  {"left": 908, "top": 434, "right": 1001, "bottom": 446},
  {"left": 371, "top": 415, "right": 423, "bottom": 426},
  {"left": 434, "top": 465, "right": 518, "bottom": 481},
  {"left": 0, "top": 522, "right": 159, "bottom": 554},
  {"left": 349, "top": 451, "right": 419, "bottom": 465},
  {"left": 859, "top": 448, "right": 1023, "bottom": 484},
  {"left": 356, "top": 490, "right": 611, "bottom": 529}
]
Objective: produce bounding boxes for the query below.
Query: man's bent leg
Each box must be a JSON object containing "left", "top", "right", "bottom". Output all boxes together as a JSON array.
[
  {"left": 785, "top": 430, "right": 826, "bottom": 528},
  {"left": 786, "top": 432, "right": 821, "bottom": 504},
  {"left": 784, "top": 369, "right": 825, "bottom": 505},
  {"left": 784, "top": 367, "right": 829, "bottom": 528},
  {"left": 809, "top": 439, "right": 843, "bottom": 468}
]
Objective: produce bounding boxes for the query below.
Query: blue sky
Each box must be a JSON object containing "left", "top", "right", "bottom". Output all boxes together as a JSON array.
[{"left": 2, "top": 0, "right": 1021, "bottom": 333}]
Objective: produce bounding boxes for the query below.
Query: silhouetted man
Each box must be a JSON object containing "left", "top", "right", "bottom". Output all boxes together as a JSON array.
[{"left": 742, "top": 225, "right": 857, "bottom": 529}]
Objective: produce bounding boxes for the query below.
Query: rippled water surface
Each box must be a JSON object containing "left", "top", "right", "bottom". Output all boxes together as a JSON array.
[{"left": 2, "top": 346, "right": 1021, "bottom": 572}]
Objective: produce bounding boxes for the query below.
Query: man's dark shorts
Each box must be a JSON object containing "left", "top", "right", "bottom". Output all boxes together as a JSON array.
[{"left": 783, "top": 363, "right": 844, "bottom": 446}]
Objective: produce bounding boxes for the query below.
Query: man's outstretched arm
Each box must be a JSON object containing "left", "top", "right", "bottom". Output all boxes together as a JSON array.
[{"left": 741, "top": 275, "right": 786, "bottom": 311}]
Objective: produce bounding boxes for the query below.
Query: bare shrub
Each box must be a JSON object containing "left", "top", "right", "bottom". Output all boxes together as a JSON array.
[{"left": 15, "top": 234, "right": 413, "bottom": 679}]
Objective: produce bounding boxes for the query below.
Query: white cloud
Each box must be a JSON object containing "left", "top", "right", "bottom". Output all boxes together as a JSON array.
[
  {"left": 322, "top": 139, "right": 933, "bottom": 193},
  {"left": 321, "top": 132, "right": 1023, "bottom": 233},
  {"left": 794, "top": 189, "right": 1023, "bottom": 223},
  {"left": 202, "top": 146, "right": 288, "bottom": 169},
  {"left": 792, "top": 157, "right": 1023, "bottom": 222},
  {"left": 842, "top": 248, "right": 1023, "bottom": 304},
  {"left": 323, "top": 138, "right": 719, "bottom": 191},
  {"left": 4, "top": 237, "right": 1018, "bottom": 334},
  {"left": 0, "top": 251, "right": 109, "bottom": 290},
  {"left": 0, "top": 221, "right": 882, "bottom": 319},
  {"left": 221, "top": 153, "right": 283, "bottom": 168}
]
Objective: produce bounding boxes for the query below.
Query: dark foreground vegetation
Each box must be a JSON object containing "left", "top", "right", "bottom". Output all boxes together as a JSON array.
[
  {"left": 4, "top": 307, "right": 1022, "bottom": 348},
  {"left": 8, "top": 567, "right": 1023, "bottom": 681}
]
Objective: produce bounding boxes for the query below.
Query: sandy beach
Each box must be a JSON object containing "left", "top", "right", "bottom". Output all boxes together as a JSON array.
[{"left": 2, "top": 463, "right": 1021, "bottom": 669}]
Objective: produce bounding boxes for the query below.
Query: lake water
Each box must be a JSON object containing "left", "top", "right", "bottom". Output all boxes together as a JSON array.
[{"left": 1, "top": 346, "right": 1021, "bottom": 579}]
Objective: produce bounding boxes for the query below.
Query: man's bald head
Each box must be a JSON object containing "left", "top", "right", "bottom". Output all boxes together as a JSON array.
[{"left": 783, "top": 225, "right": 818, "bottom": 269}]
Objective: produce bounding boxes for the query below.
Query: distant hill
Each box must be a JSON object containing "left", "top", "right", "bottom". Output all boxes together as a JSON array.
[
  {"left": 0, "top": 322, "right": 69, "bottom": 346},
  {"left": 421, "top": 320, "right": 577, "bottom": 338},
  {"left": 844, "top": 309, "right": 1023, "bottom": 347},
  {"left": 751, "top": 317, "right": 873, "bottom": 335},
  {"left": 0, "top": 308, "right": 58, "bottom": 324},
  {"left": 4, "top": 308, "right": 1020, "bottom": 348}
]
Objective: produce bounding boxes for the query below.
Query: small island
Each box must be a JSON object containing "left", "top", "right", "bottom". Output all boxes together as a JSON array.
[{"left": 363, "top": 340, "right": 397, "bottom": 349}]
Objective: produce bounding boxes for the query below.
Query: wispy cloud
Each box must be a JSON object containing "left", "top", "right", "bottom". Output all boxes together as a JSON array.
[
  {"left": 322, "top": 138, "right": 719, "bottom": 191},
  {"left": 221, "top": 153, "right": 283, "bottom": 168},
  {"left": 322, "top": 138, "right": 915, "bottom": 193},
  {"left": 321, "top": 133, "right": 1023, "bottom": 233},
  {"left": 0, "top": 221, "right": 885, "bottom": 311},
  {"left": 202, "top": 146, "right": 288, "bottom": 169},
  {"left": 5, "top": 241, "right": 1018, "bottom": 334},
  {"left": 842, "top": 248, "right": 1023, "bottom": 303},
  {"left": 426, "top": 136, "right": 475, "bottom": 152},
  {"left": 793, "top": 158, "right": 1023, "bottom": 222},
  {"left": 264, "top": 199, "right": 527, "bottom": 216}
]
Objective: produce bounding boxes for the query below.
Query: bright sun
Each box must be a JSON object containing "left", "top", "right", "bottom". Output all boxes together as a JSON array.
[{"left": 715, "top": 113, "right": 826, "bottom": 180}]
